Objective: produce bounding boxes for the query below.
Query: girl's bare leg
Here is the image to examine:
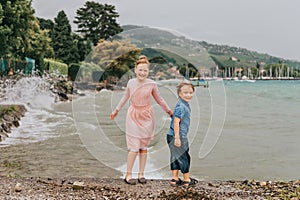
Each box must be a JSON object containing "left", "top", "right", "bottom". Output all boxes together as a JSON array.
[
  {"left": 138, "top": 149, "right": 147, "bottom": 178},
  {"left": 126, "top": 151, "right": 138, "bottom": 180}
]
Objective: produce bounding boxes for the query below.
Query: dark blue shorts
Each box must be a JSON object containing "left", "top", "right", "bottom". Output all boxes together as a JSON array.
[{"left": 166, "top": 135, "right": 190, "bottom": 173}]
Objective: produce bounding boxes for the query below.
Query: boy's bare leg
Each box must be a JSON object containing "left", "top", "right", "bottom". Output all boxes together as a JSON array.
[
  {"left": 170, "top": 170, "right": 180, "bottom": 184},
  {"left": 183, "top": 172, "right": 190, "bottom": 182}
]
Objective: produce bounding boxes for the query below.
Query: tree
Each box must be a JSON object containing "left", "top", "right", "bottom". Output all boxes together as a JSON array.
[
  {"left": 149, "top": 56, "right": 167, "bottom": 64},
  {"left": 38, "top": 16, "right": 92, "bottom": 63},
  {"left": 36, "top": 17, "right": 55, "bottom": 58},
  {"left": 25, "top": 18, "right": 54, "bottom": 72},
  {"left": 73, "top": 34, "right": 92, "bottom": 62},
  {"left": 52, "top": 10, "right": 79, "bottom": 65},
  {"left": 0, "top": 0, "right": 53, "bottom": 72},
  {"left": 0, "top": 0, "right": 36, "bottom": 58},
  {"left": 37, "top": 17, "right": 54, "bottom": 31},
  {"left": 89, "top": 39, "right": 140, "bottom": 83},
  {"left": 0, "top": 4, "right": 11, "bottom": 56},
  {"left": 74, "top": 1, "right": 123, "bottom": 45},
  {"left": 187, "top": 63, "right": 198, "bottom": 78}
]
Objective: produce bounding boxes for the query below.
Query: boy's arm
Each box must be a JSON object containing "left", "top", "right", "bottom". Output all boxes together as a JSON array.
[{"left": 174, "top": 117, "right": 181, "bottom": 147}]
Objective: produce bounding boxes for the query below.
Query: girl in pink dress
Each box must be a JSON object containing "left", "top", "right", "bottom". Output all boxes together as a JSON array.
[{"left": 110, "top": 56, "right": 172, "bottom": 185}]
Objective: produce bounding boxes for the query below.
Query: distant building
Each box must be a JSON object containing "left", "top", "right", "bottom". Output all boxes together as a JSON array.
[{"left": 229, "top": 56, "right": 238, "bottom": 61}]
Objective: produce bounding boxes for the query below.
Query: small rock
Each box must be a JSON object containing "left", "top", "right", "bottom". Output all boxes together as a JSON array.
[
  {"left": 267, "top": 181, "right": 272, "bottom": 185},
  {"left": 12, "top": 120, "right": 20, "bottom": 127},
  {"left": 1, "top": 123, "right": 11, "bottom": 133},
  {"left": 14, "top": 183, "right": 22, "bottom": 192},
  {"left": 3, "top": 114, "right": 14, "bottom": 122},
  {"left": 259, "top": 181, "right": 267, "bottom": 186},
  {"left": 73, "top": 181, "right": 85, "bottom": 190}
]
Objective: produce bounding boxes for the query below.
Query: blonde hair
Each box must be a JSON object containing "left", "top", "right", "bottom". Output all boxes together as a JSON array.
[
  {"left": 135, "top": 55, "right": 149, "bottom": 68},
  {"left": 176, "top": 81, "right": 195, "bottom": 96}
]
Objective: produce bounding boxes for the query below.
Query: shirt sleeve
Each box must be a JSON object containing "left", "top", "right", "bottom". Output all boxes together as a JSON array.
[
  {"left": 152, "top": 83, "right": 171, "bottom": 113},
  {"left": 173, "top": 103, "right": 183, "bottom": 119},
  {"left": 115, "top": 82, "right": 130, "bottom": 111}
]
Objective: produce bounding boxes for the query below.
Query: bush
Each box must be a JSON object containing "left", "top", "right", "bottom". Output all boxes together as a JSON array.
[
  {"left": 44, "top": 58, "right": 68, "bottom": 75},
  {"left": 68, "top": 63, "right": 81, "bottom": 81},
  {"left": 92, "top": 71, "right": 104, "bottom": 82},
  {"left": 76, "top": 62, "right": 103, "bottom": 82}
]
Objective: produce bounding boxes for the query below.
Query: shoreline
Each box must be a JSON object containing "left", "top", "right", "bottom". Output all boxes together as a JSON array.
[
  {"left": 2, "top": 134, "right": 299, "bottom": 199},
  {"left": 1, "top": 136, "right": 299, "bottom": 199},
  {"left": 1, "top": 77, "right": 300, "bottom": 199},
  {"left": 0, "top": 133, "right": 122, "bottom": 178},
  {"left": 1, "top": 176, "right": 299, "bottom": 199},
  {"left": 0, "top": 105, "right": 27, "bottom": 142}
]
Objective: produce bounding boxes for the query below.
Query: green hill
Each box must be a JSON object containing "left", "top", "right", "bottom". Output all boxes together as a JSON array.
[
  {"left": 120, "top": 25, "right": 300, "bottom": 78},
  {"left": 200, "top": 41, "right": 300, "bottom": 69}
]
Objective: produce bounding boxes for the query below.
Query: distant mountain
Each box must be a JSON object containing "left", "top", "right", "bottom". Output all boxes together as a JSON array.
[
  {"left": 119, "top": 25, "right": 216, "bottom": 70},
  {"left": 121, "top": 25, "right": 300, "bottom": 70},
  {"left": 200, "top": 41, "right": 300, "bottom": 69}
]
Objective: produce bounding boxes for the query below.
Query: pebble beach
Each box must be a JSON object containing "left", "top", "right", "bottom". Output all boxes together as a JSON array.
[
  {"left": 1, "top": 124, "right": 299, "bottom": 199},
  {"left": 1, "top": 176, "right": 300, "bottom": 199},
  {"left": 1, "top": 133, "right": 299, "bottom": 199}
]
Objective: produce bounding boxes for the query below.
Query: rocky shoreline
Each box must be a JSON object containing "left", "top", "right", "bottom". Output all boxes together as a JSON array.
[
  {"left": 0, "top": 75, "right": 115, "bottom": 143},
  {"left": 0, "top": 105, "right": 26, "bottom": 142},
  {"left": 1, "top": 176, "right": 300, "bottom": 199},
  {"left": 0, "top": 76, "right": 73, "bottom": 143}
]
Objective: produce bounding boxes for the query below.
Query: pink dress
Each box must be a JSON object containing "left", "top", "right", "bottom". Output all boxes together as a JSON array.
[{"left": 116, "top": 78, "right": 171, "bottom": 150}]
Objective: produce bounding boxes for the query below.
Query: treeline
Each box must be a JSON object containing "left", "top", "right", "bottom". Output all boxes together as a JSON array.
[
  {"left": 2, "top": 0, "right": 299, "bottom": 81},
  {"left": 0, "top": 0, "right": 123, "bottom": 78}
]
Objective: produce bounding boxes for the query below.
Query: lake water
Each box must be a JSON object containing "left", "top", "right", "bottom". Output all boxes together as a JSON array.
[{"left": 1, "top": 78, "right": 299, "bottom": 181}]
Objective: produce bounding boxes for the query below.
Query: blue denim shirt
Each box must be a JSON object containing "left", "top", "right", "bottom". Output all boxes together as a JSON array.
[{"left": 168, "top": 98, "right": 191, "bottom": 138}]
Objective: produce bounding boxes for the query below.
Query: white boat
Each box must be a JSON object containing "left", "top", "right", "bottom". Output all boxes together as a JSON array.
[
  {"left": 234, "top": 79, "right": 256, "bottom": 83},
  {"left": 233, "top": 76, "right": 256, "bottom": 83}
]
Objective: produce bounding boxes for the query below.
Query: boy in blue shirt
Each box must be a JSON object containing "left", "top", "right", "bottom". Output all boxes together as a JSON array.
[{"left": 167, "top": 82, "right": 198, "bottom": 187}]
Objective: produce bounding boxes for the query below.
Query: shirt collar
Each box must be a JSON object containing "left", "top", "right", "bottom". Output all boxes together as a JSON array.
[{"left": 179, "top": 98, "right": 189, "bottom": 106}]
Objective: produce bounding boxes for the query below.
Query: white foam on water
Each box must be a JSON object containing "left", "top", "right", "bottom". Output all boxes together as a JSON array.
[
  {"left": 2, "top": 76, "right": 55, "bottom": 110},
  {"left": 116, "top": 156, "right": 168, "bottom": 180},
  {"left": 0, "top": 77, "right": 73, "bottom": 147}
]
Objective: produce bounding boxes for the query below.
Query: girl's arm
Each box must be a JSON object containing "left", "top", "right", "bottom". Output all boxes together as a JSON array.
[
  {"left": 152, "top": 84, "right": 172, "bottom": 117},
  {"left": 110, "top": 86, "right": 130, "bottom": 120},
  {"left": 174, "top": 117, "right": 181, "bottom": 147}
]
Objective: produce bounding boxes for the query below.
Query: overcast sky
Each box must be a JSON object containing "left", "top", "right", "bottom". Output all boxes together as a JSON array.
[{"left": 32, "top": 0, "right": 300, "bottom": 62}]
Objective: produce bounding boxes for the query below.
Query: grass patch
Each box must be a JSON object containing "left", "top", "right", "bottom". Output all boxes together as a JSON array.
[
  {"left": 2, "top": 160, "right": 22, "bottom": 168},
  {"left": 0, "top": 105, "right": 18, "bottom": 121}
]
